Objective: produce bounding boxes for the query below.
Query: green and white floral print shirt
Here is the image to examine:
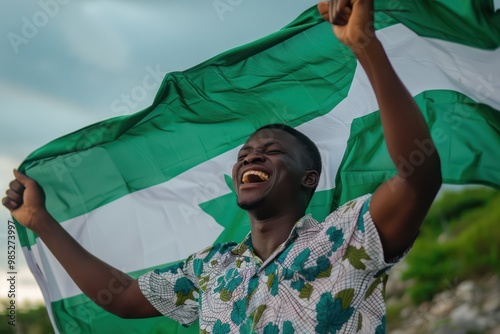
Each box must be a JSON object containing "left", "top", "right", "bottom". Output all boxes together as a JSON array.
[{"left": 139, "top": 194, "right": 403, "bottom": 333}]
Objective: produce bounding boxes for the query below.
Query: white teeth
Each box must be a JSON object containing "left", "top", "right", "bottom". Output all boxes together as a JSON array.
[{"left": 242, "top": 170, "right": 269, "bottom": 183}]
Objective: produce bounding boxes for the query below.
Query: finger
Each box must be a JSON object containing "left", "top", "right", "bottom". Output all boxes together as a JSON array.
[
  {"left": 317, "top": 2, "right": 329, "bottom": 20},
  {"left": 2, "top": 197, "right": 19, "bottom": 211},
  {"left": 329, "top": 0, "right": 335, "bottom": 23},
  {"left": 6, "top": 189, "right": 23, "bottom": 204},
  {"left": 13, "top": 169, "right": 35, "bottom": 187},
  {"left": 9, "top": 179, "right": 25, "bottom": 194},
  {"left": 333, "top": 6, "right": 351, "bottom": 26},
  {"left": 330, "top": 0, "right": 350, "bottom": 24}
]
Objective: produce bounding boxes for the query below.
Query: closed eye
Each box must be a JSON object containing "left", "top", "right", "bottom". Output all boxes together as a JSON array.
[{"left": 266, "top": 150, "right": 283, "bottom": 154}]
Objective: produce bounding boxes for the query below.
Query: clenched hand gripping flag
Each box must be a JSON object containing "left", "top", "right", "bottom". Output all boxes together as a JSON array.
[{"left": 15, "top": 1, "right": 500, "bottom": 333}]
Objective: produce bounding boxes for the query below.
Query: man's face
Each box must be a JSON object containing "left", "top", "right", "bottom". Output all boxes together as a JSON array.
[{"left": 232, "top": 129, "right": 308, "bottom": 211}]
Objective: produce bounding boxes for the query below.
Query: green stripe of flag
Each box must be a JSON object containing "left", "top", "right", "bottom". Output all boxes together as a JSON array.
[
  {"left": 333, "top": 90, "right": 500, "bottom": 209},
  {"left": 48, "top": 266, "right": 199, "bottom": 334},
  {"left": 378, "top": 0, "right": 500, "bottom": 49}
]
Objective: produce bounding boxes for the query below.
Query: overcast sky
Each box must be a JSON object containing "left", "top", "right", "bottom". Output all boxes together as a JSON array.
[{"left": 0, "top": 0, "right": 319, "bottom": 305}]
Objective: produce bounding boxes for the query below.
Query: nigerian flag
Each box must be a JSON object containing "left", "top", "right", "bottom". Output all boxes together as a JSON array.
[{"left": 16, "top": 1, "right": 500, "bottom": 333}]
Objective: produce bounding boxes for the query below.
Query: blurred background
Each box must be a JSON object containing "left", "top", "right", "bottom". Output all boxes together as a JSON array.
[{"left": 0, "top": 1, "right": 498, "bottom": 333}]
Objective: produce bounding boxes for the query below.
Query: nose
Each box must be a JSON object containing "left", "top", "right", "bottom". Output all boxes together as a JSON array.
[{"left": 243, "top": 151, "right": 265, "bottom": 165}]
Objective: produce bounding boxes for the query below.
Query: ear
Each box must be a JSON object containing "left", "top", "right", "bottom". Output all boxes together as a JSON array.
[{"left": 302, "top": 170, "right": 319, "bottom": 190}]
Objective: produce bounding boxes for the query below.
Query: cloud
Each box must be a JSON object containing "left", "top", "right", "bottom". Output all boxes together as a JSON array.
[
  {"left": 0, "top": 81, "right": 98, "bottom": 160},
  {"left": 59, "top": 2, "right": 131, "bottom": 72}
]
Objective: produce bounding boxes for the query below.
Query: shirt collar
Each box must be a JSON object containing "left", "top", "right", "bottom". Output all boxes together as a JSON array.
[
  {"left": 230, "top": 214, "right": 321, "bottom": 259},
  {"left": 230, "top": 231, "right": 254, "bottom": 257}
]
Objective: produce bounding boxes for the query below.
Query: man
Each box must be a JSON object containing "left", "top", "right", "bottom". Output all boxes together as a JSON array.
[{"left": 3, "top": 0, "right": 441, "bottom": 332}]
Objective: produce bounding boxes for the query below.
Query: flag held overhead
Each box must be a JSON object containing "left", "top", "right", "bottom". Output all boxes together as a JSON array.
[{"left": 12, "top": 1, "right": 500, "bottom": 333}]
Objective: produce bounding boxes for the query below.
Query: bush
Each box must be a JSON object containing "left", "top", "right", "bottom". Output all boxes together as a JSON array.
[{"left": 400, "top": 187, "right": 500, "bottom": 304}]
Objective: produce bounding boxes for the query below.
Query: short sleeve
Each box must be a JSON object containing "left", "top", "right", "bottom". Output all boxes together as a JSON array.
[
  {"left": 325, "top": 194, "right": 410, "bottom": 272},
  {"left": 138, "top": 257, "right": 199, "bottom": 326},
  {"left": 137, "top": 242, "right": 237, "bottom": 326}
]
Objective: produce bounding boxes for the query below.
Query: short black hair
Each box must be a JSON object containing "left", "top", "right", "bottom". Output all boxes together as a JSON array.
[{"left": 253, "top": 123, "right": 322, "bottom": 178}]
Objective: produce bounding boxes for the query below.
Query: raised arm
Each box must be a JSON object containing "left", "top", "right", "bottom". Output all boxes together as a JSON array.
[
  {"left": 318, "top": 0, "right": 442, "bottom": 260},
  {"left": 2, "top": 170, "right": 160, "bottom": 318}
]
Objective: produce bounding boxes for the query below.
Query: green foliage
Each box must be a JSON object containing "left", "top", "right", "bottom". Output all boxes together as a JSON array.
[
  {"left": 0, "top": 301, "right": 53, "bottom": 334},
  {"left": 386, "top": 304, "right": 400, "bottom": 324},
  {"left": 401, "top": 187, "right": 500, "bottom": 304},
  {"left": 422, "top": 187, "right": 496, "bottom": 233}
]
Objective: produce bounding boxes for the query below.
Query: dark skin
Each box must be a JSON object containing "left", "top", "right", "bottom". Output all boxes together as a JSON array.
[
  {"left": 317, "top": 0, "right": 442, "bottom": 260},
  {"left": 232, "top": 129, "right": 319, "bottom": 261},
  {"left": 2, "top": 0, "right": 441, "bottom": 319}
]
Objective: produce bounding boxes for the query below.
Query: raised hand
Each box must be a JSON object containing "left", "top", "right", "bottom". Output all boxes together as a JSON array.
[
  {"left": 2, "top": 170, "right": 48, "bottom": 230},
  {"left": 317, "top": 0, "right": 377, "bottom": 54},
  {"left": 2, "top": 169, "right": 160, "bottom": 317},
  {"left": 319, "top": 0, "right": 442, "bottom": 260}
]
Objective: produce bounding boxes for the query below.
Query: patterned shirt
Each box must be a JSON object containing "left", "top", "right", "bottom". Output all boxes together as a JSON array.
[{"left": 139, "top": 194, "right": 404, "bottom": 333}]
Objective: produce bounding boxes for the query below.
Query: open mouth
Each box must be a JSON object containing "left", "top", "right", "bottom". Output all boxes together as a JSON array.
[{"left": 241, "top": 170, "right": 269, "bottom": 184}]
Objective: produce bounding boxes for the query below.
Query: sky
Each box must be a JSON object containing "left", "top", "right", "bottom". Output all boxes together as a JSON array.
[{"left": 0, "top": 0, "right": 319, "bottom": 306}]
